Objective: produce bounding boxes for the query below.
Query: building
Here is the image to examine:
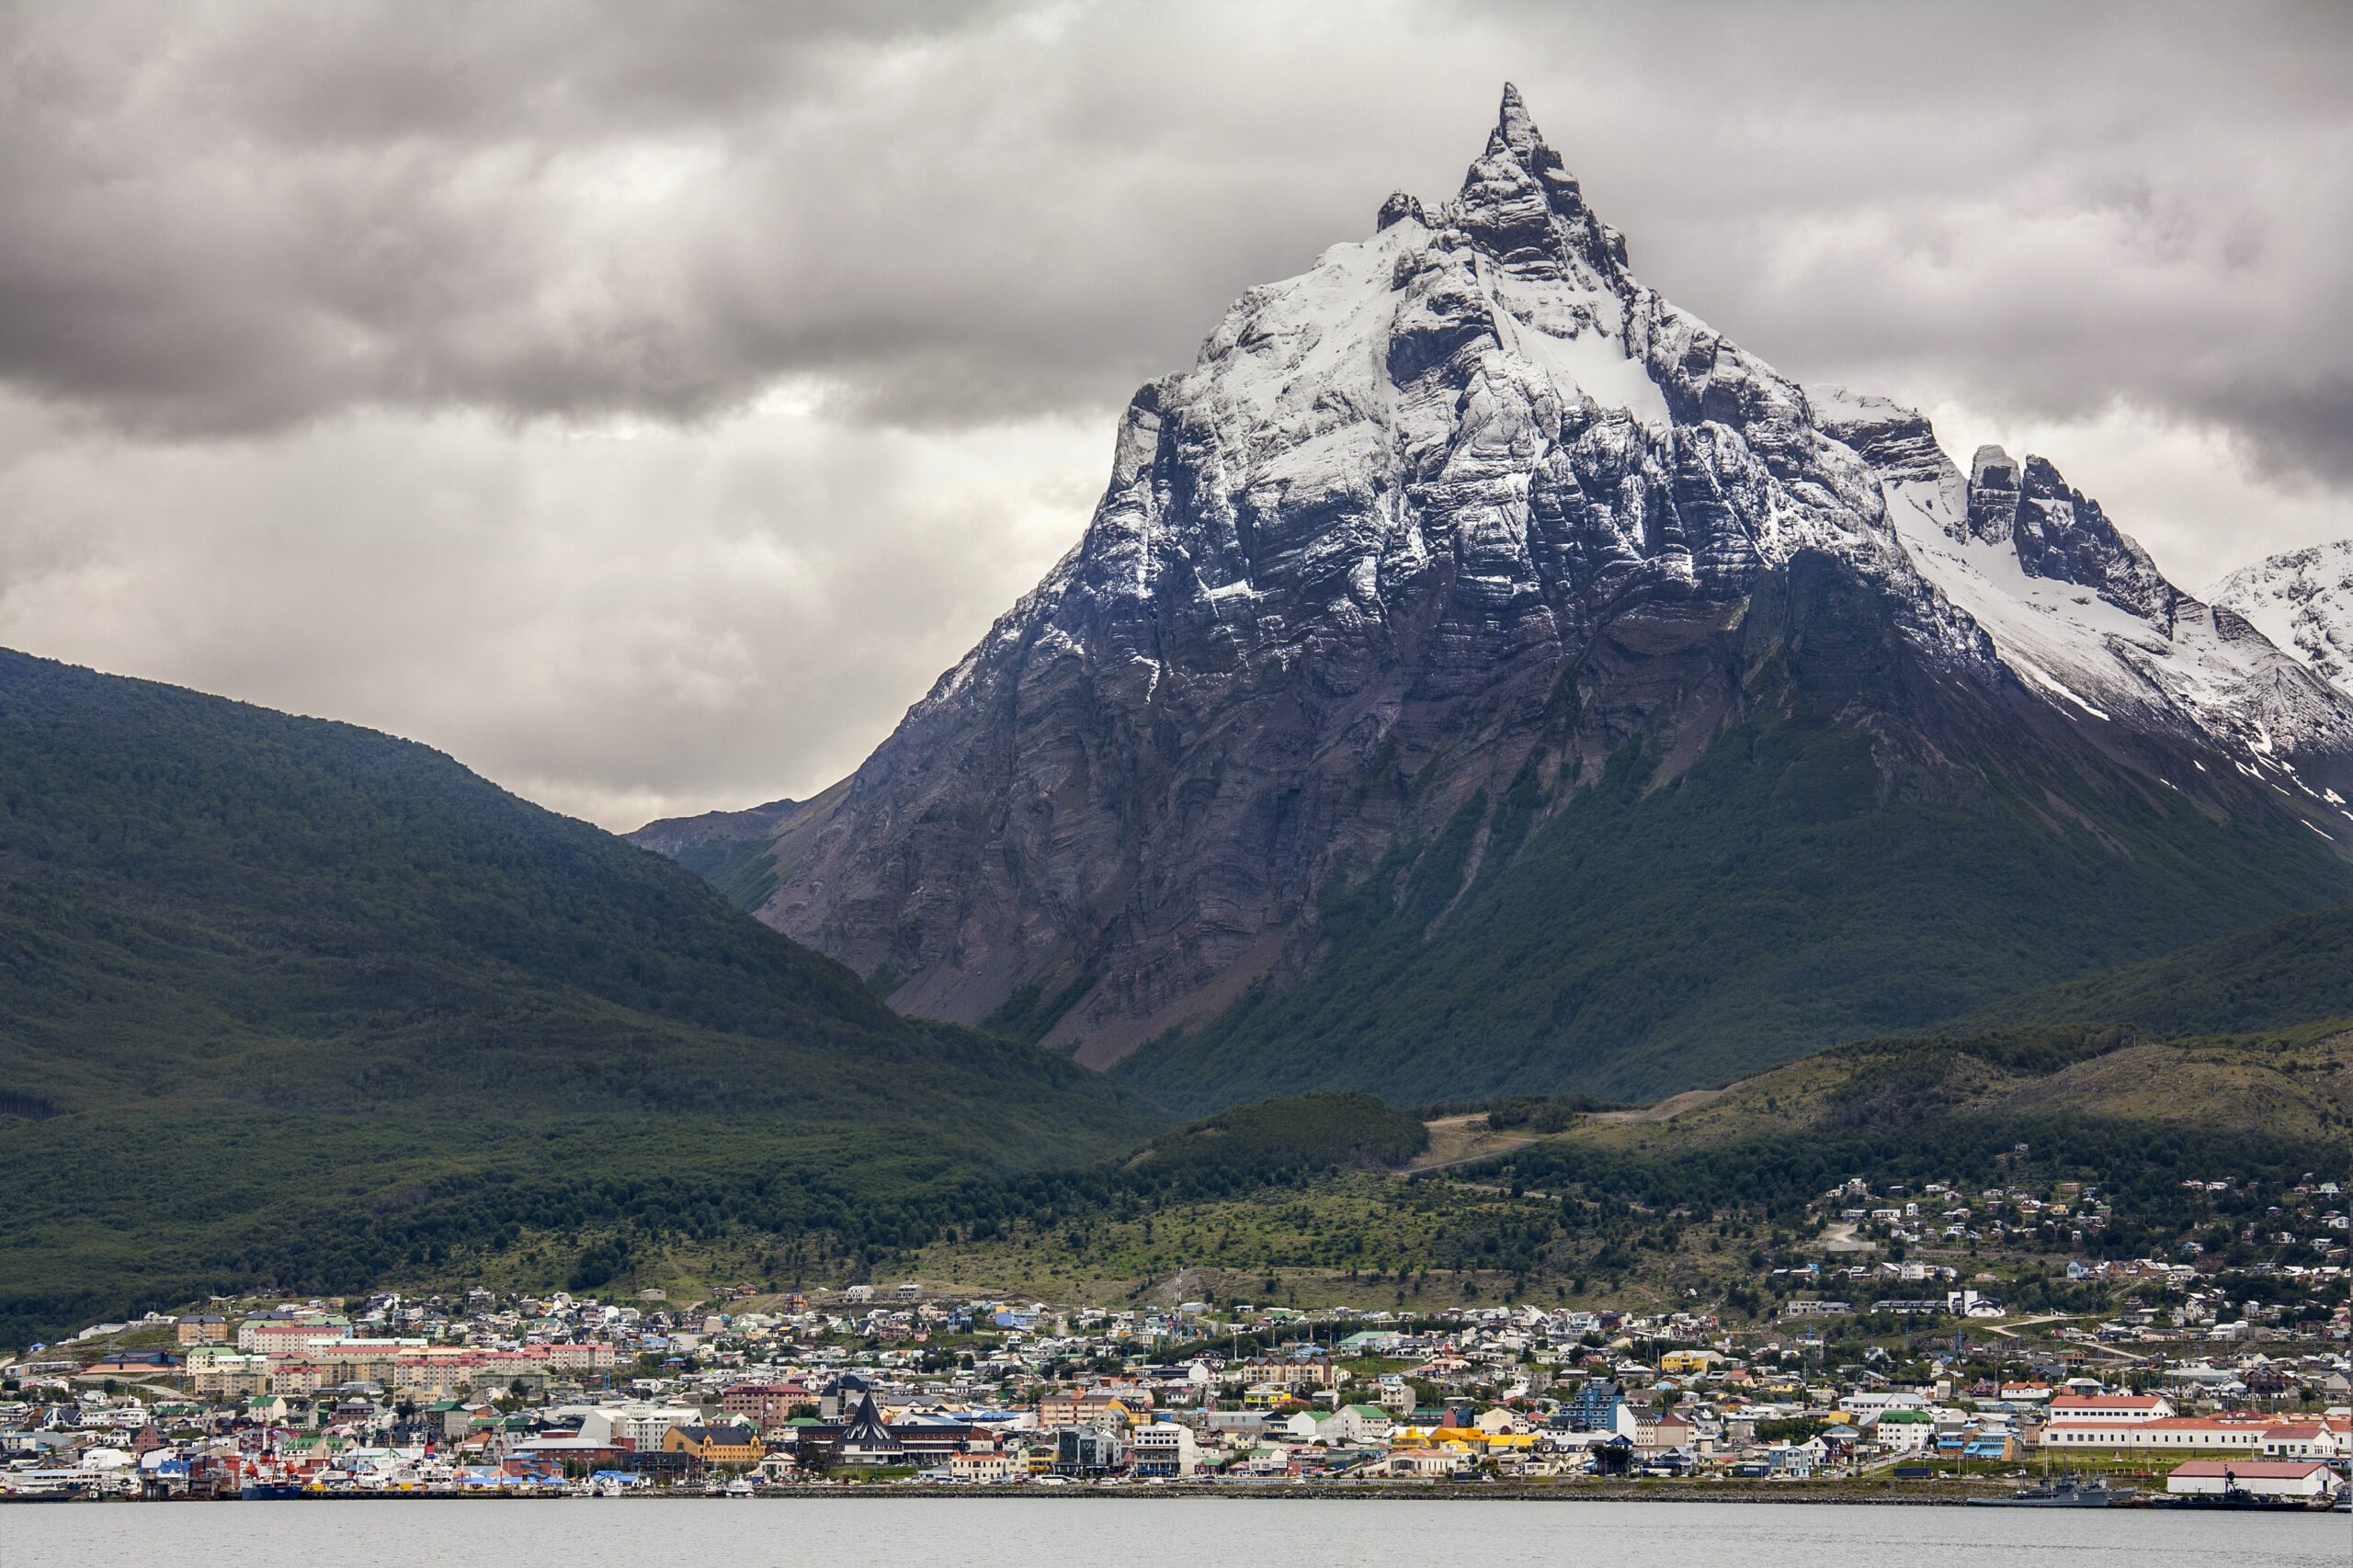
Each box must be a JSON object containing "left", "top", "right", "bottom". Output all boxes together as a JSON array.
[
  {"left": 238, "top": 1318, "right": 347, "bottom": 1353},
  {"left": 2040, "top": 1415, "right": 2275, "bottom": 1453},
  {"left": 2257, "top": 1421, "right": 2346, "bottom": 1460},
  {"left": 949, "top": 1449, "right": 1016, "bottom": 1483},
  {"left": 1051, "top": 1427, "right": 1123, "bottom": 1478},
  {"left": 581, "top": 1405, "right": 700, "bottom": 1450},
  {"left": 176, "top": 1317, "right": 226, "bottom": 1346},
  {"left": 836, "top": 1393, "right": 904, "bottom": 1468},
  {"left": 1040, "top": 1391, "right": 1139, "bottom": 1429},
  {"left": 1387, "top": 1448, "right": 1466, "bottom": 1476},
  {"left": 188, "top": 1355, "right": 271, "bottom": 1398},
  {"left": 662, "top": 1424, "right": 765, "bottom": 1469},
  {"left": 884, "top": 1417, "right": 983, "bottom": 1467},
  {"left": 542, "top": 1344, "right": 616, "bottom": 1373},
  {"left": 1318, "top": 1404, "right": 1393, "bottom": 1445},
  {"left": 1130, "top": 1423, "right": 1200, "bottom": 1478},
  {"left": 2045, "top": 1393, "right": 2175, "bottom": 1423},
  {"left": 1634, "top": 1413, "right": 1694, "bottom": 1458},
  {"left": 1866, "top": 1409, "right": 1935, "bottom": 1454},
  {"left": 2165, "top": 1460, "right": 2337, "bottom": 1498},
  {"left": 1560, "top": 1380, "right": 1625, "bottom": 1434},
  {"left": 722, "top": 1381, "right": 816, "bottom": 1430}
]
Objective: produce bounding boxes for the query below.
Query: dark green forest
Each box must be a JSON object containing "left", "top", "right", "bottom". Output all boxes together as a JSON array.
[
  {"left": 0, "top": 649, "right": 1154, "bottom": 1343},
  {"left": 1111, "top": 711, "right": 2353, "bottom": 1116},
  {"left": 1959, "top": 899, "right": 2353, "bottom": 1034}
]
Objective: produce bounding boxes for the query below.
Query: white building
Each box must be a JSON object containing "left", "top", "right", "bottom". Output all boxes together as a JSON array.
[
  {"left": 2165, "top": 1460, "right": 2336, "bottom": 1497},
  {"left": 1317, "top": 1404, "right": 1393, "bottom": 1445},
  {"left": 577, "top": 1404, "right": 700, "bottom": 1449},
  {"left": 949, "top": 1449, "right": 1016, "bottom": 1483},
  {"left": 1130, "top": 1424, "right": 1200, "bottom": 1477},
  {"left": 2258, "top": 1420, "right": 2347, "bottom": 1460},
  {"left": 2041, "top": 1416, "right": 2273, "bottom": 1453},
  {"left": 1864, "top": 1409, "right": 1935, "bottom": 1453},
  {"left": 2045, "top": 1393, "right": 2175, "bottom": 1423}
]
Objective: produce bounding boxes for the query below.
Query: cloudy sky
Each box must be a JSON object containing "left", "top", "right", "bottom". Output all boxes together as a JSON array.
[{"left": 3, "top": 1, "right": 2347, "bottom": 828}]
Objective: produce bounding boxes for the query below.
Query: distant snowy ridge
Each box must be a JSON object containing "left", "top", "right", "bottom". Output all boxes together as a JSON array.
[
  {"left": 1813, "top": 393, "right": 2353, "bottom": 790},
  {"left": 2211, "top": 540, "right": 2353, "bottom": 693}
]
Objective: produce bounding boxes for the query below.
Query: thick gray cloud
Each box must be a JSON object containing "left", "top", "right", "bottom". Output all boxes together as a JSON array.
[{"left": 1, "top": 0, "right": 2347, "bottom": 825}]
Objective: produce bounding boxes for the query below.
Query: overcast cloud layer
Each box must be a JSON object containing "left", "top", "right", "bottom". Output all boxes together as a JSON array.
[{"left": 2, "top": 0, "right": 2347, "bottom": 826}]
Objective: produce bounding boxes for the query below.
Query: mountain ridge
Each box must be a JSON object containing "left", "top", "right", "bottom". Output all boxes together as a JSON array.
[{"left": 2211, "top": 538, "right": 2353, "bottom": 693}]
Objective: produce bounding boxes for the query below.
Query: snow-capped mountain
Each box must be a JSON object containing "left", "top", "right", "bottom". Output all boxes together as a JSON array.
[
  {"left": 636, "top": 86, "right": 2353, "bottom": 1100},
  {"left": 2211, "top": 540, "right": 2353, "bottom": 694}
]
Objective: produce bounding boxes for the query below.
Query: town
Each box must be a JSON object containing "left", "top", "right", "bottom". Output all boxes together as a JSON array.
[{"left": 7, "top": 1228, "right": 2348, "bottom": 1508}]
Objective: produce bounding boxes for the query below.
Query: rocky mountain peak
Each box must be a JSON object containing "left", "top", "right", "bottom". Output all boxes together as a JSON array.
[
  {"left": 1967, "top": 442, "right": 2021, "bottom": 541},
  {"left": 1445, "top": 83, "right": 1620, "bottom": 284},
  {"left": 1492, "top": 80, "right": 1541, "bottom": 156},
  {"left": 1961, "top": 442, "right": 2179, "bottom": 629},
  {"left": 2211, "top": 539, "right": 2353, "bottom": 691},
  {"left": 2011, "top": 455, "right": 2180, "bottom": 630},
  {"left": 646, "top": 86, "right": 2353, "bottom": 1088}
]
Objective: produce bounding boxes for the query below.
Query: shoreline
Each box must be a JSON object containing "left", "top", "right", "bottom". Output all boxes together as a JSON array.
[{"left": 14, "top": 1482, "right": 2272, "bottom": 1509}]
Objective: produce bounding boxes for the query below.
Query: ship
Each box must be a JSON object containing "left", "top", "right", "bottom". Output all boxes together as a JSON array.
[{"left": 1966, "top": 1474, "right": 2135, "bottom": 1507}]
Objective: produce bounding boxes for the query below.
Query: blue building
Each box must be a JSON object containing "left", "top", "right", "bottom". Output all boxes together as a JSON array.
[{"left": 1559, "top": 1379, "right": 1623, "bottom": 1434}]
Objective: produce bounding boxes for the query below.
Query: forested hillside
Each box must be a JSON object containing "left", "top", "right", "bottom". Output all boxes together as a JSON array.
[{"left": 0, "top": 649, "right": 1155, "bottom": 1343}]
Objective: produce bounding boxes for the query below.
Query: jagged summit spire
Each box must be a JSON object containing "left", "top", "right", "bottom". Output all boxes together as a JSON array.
[
  {"left": 1450, "top": 83, "right": 1617, "bottom": 275},
  {"left": 1492, "top": 81, "right": 1543, "bottom": 160}
]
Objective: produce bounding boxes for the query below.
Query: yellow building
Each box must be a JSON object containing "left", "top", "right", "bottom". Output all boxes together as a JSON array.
[{"left": 663, "top": 1424, "right": 766, "bottom": 1468}]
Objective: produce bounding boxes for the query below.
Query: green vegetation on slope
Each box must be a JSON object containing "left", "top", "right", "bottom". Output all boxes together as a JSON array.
[
  {"left": 1128, "top": 1092, "right": 1428, "bottom": 1179},
  {"left": 1111, "top": 712, "right": 2353, "bottom": 1117},
  {"left": 1066, "top": 1026, "right": 2347, "bottom": 1304},
  {"left": 153, "top": 1025, "right": 2349, "bottom": 1321},
  {"left": 693, "top": 835, "right": 788, "bottom": 913},
  {"left": 981, "top": 971, "right": 1101, "bottom": 1048},
  {"left": 0, "top": 649, "right": 1156, "bottom": 1343},
  {"left": 601, "top": 1028, "right": 2353, "bottom": 1315},
  {"left": 1956, "top": 900, "right": 2353, "bottom": 1035}
]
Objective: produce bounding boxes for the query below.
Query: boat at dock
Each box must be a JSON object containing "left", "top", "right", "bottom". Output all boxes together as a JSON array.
[{"left": 1967, "top": 1474, "right": 2134, "bottom": 1507}]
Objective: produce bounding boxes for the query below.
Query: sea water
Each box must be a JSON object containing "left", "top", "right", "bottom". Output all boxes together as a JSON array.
[{"left": 6, "top": 1495, "right": 2348, "bottom": 1568}]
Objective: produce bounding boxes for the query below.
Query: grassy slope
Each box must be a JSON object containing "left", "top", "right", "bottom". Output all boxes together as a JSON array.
[
  {"left": 1112, "top": 712, "right": 2353, "bottom": 1117},
  {"left": 843, "top": 1025, "right": 2353, "bottom": 1314},
  {"left": 1552, "top": 1022, "right": 2353, "bottom": 1156},
  {"left": 0, "top": 649, "right": 1155, "bottom": 1342}
]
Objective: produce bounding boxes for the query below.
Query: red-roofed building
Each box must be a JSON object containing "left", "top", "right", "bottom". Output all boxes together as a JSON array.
[
  {"left": 2259, "top": 1419, "right": 2346, "bottom": 1460},
  {"left": 2165, "top": 1460, "right": 2336, "bottom": 1497},
  {"left": 2043, "top": 1415, "right": 2274, "bottom": 1453},
  {"left": 2047, "top": 1393, "right": 2174, "bottom": 1423},
  {"left": 722, "top": 1382, "right": 815, "bottom": 1430}
]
